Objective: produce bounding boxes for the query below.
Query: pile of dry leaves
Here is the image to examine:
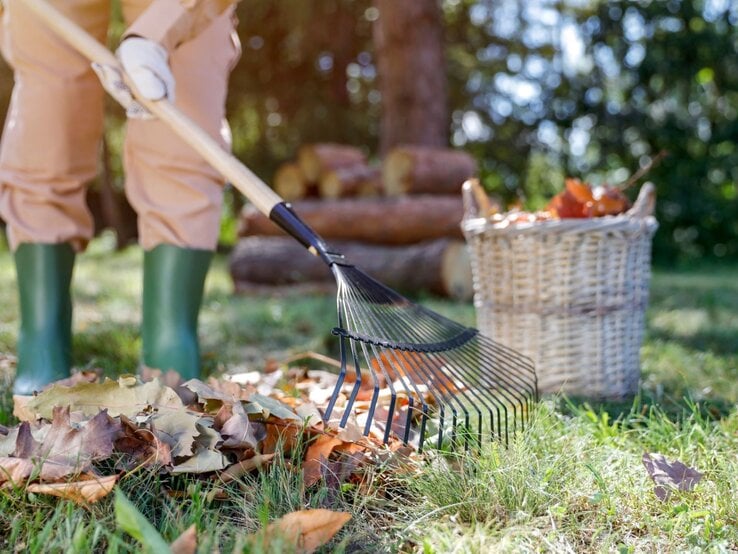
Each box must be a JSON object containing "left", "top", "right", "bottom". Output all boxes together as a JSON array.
[{"left": 0, "top": 354, "right": 416, "bottom": 505}]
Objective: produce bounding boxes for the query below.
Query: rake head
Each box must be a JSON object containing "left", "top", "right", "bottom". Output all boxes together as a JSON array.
[
  {"left": 270, "top": 202, "right": 537, "bottom": 451},
  {"left": 322, "top": 263, "right": 537, "bottom": 451}
]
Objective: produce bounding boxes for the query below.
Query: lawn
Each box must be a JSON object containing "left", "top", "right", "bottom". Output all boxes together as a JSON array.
[{"left": 0, "top": 233, "right": 737, "bottom": 553}]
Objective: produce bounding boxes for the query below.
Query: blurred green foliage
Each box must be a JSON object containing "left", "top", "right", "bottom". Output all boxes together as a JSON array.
[{"left": 0, "top": 0, "right": 736, "bottom": 262}]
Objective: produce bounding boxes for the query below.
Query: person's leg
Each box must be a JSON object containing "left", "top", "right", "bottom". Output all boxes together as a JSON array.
[
  {"left": 121, "top": 6, "right": 241, "bottom": 378},
  {"left": 0, "top": 0, "right": 109, "bottom": 394}
]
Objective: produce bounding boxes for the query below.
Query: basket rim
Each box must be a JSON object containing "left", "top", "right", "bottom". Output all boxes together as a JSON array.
[{"left": 462, "top": 213, "right": 658, "bottom": 237}]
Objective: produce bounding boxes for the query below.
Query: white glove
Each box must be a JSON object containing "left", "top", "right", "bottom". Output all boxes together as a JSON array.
[
  {"left": 117, "top": 37, "right": 175, "bottom": 103},
  {"left": 92, "top": 37, "right": 175, "bottom": 120}
]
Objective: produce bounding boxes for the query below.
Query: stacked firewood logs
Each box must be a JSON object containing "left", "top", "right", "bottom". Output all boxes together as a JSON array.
[{"left": 230, "top": 143, "right": 479, "bottom": 300}]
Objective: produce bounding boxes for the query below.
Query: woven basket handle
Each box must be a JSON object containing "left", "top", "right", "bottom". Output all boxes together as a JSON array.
[
  {"left": 626, "top": 182, "right": 656, "bottom": 219},
  {"left": 462, "top": 179, "right": 492, "bottom": 219}
]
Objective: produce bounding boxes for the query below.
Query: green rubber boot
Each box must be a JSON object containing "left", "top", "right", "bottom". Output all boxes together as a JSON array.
[
  {"left": 13, "top": 243, "right": 75, "bottom": 395},
  {"left": 142, "top": 244, "right": 213, "bottom": 380}
]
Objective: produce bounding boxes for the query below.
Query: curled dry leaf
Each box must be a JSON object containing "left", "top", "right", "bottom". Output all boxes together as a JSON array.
[
  {"left": 642, "top": 452, "right": 704, "bottom": 501},
  {"left": 115, "top": 415, "right": 173, "bottom": 468},
  {"left": 244, "top": 394, "right": 302, "bottom": 422},
  {"left": 170, "top": 423, "right": 228, "bottom": 475},
  {"left": 26, "top": 474, "right": 117, "bottom": 504},
  {"left": 220, "top": 453, "right": 276, "bottom": 483},
  {"left": 170, "top": 449, "right": 228, "bottom": 475},
  {"left": 250, "top": 509, "right": 352, "bottom": 554},
  {"left": 303, "top": 435, "right": 344, "bottom": 488},
  {"left": 220, "top": 412, "right": 260, "bottom": 450}
]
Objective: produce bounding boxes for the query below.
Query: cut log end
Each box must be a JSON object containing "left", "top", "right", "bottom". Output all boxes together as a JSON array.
[
  {"left": 440, "top": 242, "right": 473, "bottom": 301},
  {"left": 319, "top": 165, "right": 382, "bottom": 199},
  {"left": 383, "top": 145, "right": 478, "bottom": 196},
  {"left": 274, "top": 163, "right": 310, "bottom": 202},
  {"left": 298, "top": 143, "right": 368, "bottom": 183}
]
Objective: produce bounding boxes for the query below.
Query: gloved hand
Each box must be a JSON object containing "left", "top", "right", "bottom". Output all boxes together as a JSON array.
[
  {"left": 117, "top": 37, "right": 176, "bottom": 103},
  {"left": 92, "top": 37, "right": 175, "bottom": 119}
]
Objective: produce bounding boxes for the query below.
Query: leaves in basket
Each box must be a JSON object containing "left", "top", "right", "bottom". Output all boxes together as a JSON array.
[{"left": 546, "top": 178, "right": 631, "bottom": 219}]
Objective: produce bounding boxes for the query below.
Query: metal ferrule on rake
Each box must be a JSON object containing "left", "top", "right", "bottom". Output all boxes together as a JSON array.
[{"left": 270, "top": 202, "right": 538, "bottom": 451}]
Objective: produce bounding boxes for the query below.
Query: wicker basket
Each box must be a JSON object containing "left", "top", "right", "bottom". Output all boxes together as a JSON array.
[{"left": 462, "top": 182, "right": 658, "bottom": 398}]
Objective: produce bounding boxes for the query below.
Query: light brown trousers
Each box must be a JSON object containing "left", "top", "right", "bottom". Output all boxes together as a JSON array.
[{"left": 0, "top": 0, "right": 240, "bottom": 251}]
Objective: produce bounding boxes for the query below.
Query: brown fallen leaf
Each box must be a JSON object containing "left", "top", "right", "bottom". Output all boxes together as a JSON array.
[
  {"left": 0, "top": 457, "right": 43, "bottom": 485},
  {"left": 220, "top": 412, "right": 260, "bottom": 450},
  {"left": 262, "top": 420, "right": 303, "bottom": 456},
  {"left": 35, "top": 408, "right": 121, "bottom": 464},
  {"left": 115, "top": 415, "right": 173, "bottom": 467},
  {"left": 26, "top": 474, "right": 117, "bottom": 504},
  {"left": 303, "top": 435, "right": 344, "bottom": 488},
  {"left": 213, "top": 403, "right": 234, "bottom": 431},
  {"left": 0, "top": 408, "right": 121, "bottom": 486},
  {"left": 170, "top": 524, "right": 197, "bottom": 554},
  {"left": 220, "top": 454, "right": 276, "bottom": 483},
  {"left": 250, "top": 509, "right": 351, "bottom": 554},
  {"left": 184, "top": 379, "right": 242, "bottom": 413},
  {"left": 12, "top": 395, "right": 35, "bottom": 422},
  {"left": 642, "top": 452, "right": 703, "bottom": 501},
  {"left": 24, "top": 377, "right": 183, "bottom": 420},
  {"left": 319, "top": 451, "right": 369, "bottom": 508},
  {"left": 150, "top": 409, "right": 202, "bottom": 458},
  {"left": 170, "top": 423, "right": 228, "bottom": 475}
]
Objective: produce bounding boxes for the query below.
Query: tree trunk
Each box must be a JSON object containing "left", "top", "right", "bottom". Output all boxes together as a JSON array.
[
  {"left": 373, "top": 0, "right": 448, "bottom": 154},
  {"left": 383, "top": 146, "right": 478, "bottom": 196},
  {"left": 229, "top": 237, "right": 473, "bottom": 300},
  {"left": 238, "top": 195, "right": 465, "bottom": 244}
]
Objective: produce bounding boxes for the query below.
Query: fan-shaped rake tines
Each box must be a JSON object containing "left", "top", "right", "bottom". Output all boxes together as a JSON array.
[{"left": 323, "top": 264, "right": 538, "bottom": 451}]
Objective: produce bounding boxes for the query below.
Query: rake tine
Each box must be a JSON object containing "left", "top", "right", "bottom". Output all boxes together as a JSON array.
[
  {"left": 345, "top": 279, "right": 442, "bottom": 446},
  {"left": 323, "top": 331, "right": 347, "bottom": 422},
  {"left": 410, "top": 352, "right": 483, "bottom": 450},
  {"left": 339, "top": 340, "right": 366, "bottom": 429},
  {"left": 365, "top": 300, "right": 509, "bottom": 444}
]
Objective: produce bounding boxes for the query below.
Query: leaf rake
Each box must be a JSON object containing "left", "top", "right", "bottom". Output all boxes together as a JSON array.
[{"left": 27, "top": 0, "right": 538, "bottom": 450}]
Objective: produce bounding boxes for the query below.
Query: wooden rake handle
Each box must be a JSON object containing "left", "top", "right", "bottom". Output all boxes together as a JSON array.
[{"left": 24, "top": 0, "right": 284, "bottom": 218}]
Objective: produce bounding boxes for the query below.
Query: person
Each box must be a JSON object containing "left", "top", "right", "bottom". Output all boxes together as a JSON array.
[{"left": 0, "top": 0, "right": 241, "bottom": 395}]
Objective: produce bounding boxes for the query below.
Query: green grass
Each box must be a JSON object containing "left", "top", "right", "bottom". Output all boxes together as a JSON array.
[{"left": 1, "top": 234, "right": 737, "bottom": 552}]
